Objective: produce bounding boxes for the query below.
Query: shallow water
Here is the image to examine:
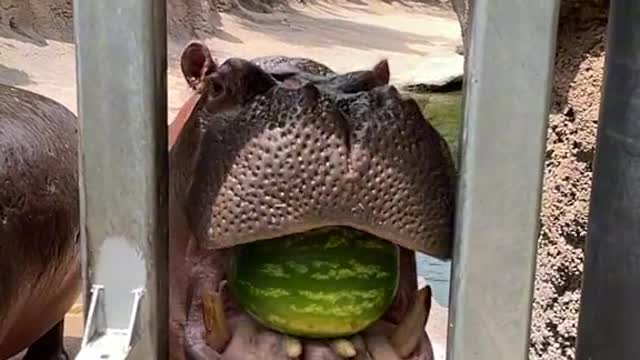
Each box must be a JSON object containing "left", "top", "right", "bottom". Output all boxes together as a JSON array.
[
  {"left": 416, "top": 253, "right": 451, "bottom": 307},
  {"left": 408, "top": 90, "right": 462, "bottom": 308}
]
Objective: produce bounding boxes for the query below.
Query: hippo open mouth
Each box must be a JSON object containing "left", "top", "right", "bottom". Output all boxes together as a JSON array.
[{"left": 169, "top": 42, "right": 456, "bottom": 360}]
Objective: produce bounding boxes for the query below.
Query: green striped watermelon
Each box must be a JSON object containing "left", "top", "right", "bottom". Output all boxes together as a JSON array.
[{"left": 227, "top": 227, "right": 400, "bottom": 338}]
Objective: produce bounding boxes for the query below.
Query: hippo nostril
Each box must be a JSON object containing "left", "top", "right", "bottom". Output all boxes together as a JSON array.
[
  {"left": 301, "top": 83, "right": 320, "bottom": 107},
  {"left": 210, "top": 79, "right": 224, "bottom": 96}
]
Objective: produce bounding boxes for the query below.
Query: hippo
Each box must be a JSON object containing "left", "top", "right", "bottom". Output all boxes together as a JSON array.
[
  {"left": 168, "top": 42, "right": 456, "bottom": 360},
  {"left": 0, "top": 84, "right": 80, "bottom": 359}
]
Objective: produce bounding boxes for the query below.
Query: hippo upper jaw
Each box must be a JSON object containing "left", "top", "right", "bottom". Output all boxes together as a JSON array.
[{"left": 185, "top": 82, "right": 455, "bottom": 260}]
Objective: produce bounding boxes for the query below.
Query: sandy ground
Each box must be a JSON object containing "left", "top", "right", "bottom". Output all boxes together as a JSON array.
[
  {"left": 529, "top": 4, "right": 608, "bottom": 359},
  {"left": 2, "top": 1, "right": 460, "bottom": 358},
  {"left": 0, "top": 0, "right": 461, "bottom": 121}
]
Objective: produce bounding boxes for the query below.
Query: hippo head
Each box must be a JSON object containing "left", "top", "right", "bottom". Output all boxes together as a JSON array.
[{"left": 170, "top": 41, "right": 456, "bottom": 360}]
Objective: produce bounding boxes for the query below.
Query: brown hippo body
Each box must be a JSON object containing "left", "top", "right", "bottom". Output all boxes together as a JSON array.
[
  {"left": 0, "top": 84, "right": 80, "bottom": 360},
  {"left": 169, "top": 42, "right": 455, "bottom": 360}
]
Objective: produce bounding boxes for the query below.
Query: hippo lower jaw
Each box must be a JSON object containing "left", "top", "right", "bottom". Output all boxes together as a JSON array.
[{"left": 182, "top": 227, "right": 435, "bottom": 360}]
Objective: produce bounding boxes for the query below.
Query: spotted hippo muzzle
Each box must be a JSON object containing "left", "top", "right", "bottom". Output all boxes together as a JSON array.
[{"left": 170, "top": 41, "right": 456, "bottom": 360}]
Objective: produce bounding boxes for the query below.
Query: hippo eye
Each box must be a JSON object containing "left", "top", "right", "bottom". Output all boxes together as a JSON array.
[
  {"left": 213, "top": 82, "right": 223, "bottom": 93},
  {"left": 210, "top": 79, "right": 224, "bottom": 96}
]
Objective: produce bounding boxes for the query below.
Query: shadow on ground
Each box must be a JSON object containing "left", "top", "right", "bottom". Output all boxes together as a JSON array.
[
  {"left": 9, "top": 337, "right": 80, "bottom": 360},
  {"left": 230, "top": 4, "right": 453, "bottom": 55},
  {"left": 0, "top": 65, "right": 33, "bottom": 86}
]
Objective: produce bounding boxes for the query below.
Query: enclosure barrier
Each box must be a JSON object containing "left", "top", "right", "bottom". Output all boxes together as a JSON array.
[
  {"left": 73, "top": 0, "right": 168, "bottom": 359},
  {"left": 447, "top": 0, "right": 560, "bottom": 359},
  {"left": 575, "top": 1, "right": 640, "bottom": 359},
  {"left": 70, "top": 0, "right": 634, "bottom": 359}
]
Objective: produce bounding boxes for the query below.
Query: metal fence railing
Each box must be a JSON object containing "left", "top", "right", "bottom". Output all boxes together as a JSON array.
[
  {"left": 447, "top": 1, "right": 560, "bottom": 359},
  {"left": 575, "top": 1, "right": 640, "bottom": 359},
  {"left": 73, "top": 1, "right": 168, "bottom": 359}
]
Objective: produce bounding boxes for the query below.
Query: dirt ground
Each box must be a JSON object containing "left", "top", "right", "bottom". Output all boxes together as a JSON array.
[
  {"left": 0, "top": 0, "right": 461, "bottom": 121},
  {"left": 529, "top": 4, "right": 608, "bottom": 359},
  {"left": 1, "top": 0, "right": 460, "bottom": 359}
]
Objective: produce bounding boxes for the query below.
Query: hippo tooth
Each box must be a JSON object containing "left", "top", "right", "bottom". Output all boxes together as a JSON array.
[
  {"left": 201, "top": 288, "right": 230, "bottom": 351},
  {"left": 304, "top": 341, "right": 343, "bottom": 360},
  {"left": 389, "top": 286, "right": 432, "bottom": 358},
  {"left": 286, "top": 336, "right": 302, "bottom": 358},
  {"left": 330, "top": 338, "right": 357, "bottom": 358}
]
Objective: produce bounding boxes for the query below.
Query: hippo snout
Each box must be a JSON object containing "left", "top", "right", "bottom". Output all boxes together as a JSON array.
[{"left": 175, "top": 45, "right": 456, "bottom": 260}]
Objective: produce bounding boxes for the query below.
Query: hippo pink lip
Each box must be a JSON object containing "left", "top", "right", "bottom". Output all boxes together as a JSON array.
[{"left": 181, "top": 226, "right": 435, "bottom": 360}]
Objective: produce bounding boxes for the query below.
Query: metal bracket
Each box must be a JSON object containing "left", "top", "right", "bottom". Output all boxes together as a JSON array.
[{"left": 75, "top": 285, "right": 145, "bottom": 360}]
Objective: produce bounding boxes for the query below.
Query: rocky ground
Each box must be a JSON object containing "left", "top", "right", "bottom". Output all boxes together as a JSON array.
[
  {"left": 529, "top": 2, "right": 608, "bottom": 359},
  {"left": 446, "top": 1, "right": 610, "bottom": 358}
]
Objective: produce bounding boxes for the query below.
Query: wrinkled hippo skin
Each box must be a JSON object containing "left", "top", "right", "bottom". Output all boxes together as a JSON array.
[
  {"left": 169, "top": 42, "right": 455, "bottom": 360},
  {"left": 0, "top": 84, "right": 80, "bottom": 360},
  {"left": 250, "top": 55, "right": 336, "bottom": 78}
]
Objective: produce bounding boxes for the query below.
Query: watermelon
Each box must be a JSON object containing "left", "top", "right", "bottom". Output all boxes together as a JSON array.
[{"left": 227, "top": 226, "right": 400, "bottom": 338}]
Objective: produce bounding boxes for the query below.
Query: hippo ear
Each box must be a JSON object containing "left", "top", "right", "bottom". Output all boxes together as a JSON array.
[
  {"left": 181, "top": 41, "right": 218, "bottom": 90},
  {"left": 372, "top": 59, "right": 390, "bottom": 85}
]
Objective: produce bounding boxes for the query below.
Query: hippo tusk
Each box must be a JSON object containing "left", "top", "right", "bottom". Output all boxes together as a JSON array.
[
  {"left": 330, "top": 338, "right": 357, "bottom": 358},
  {"left": 201, "top": 288, "right": 231, "bottom": 352},
  {"left": 286, "top": 336, "right": 303, "bottom": 358},
  {"left": 389, "top": 286, "right": 432, "bottom": 358},
  {"left": 363, "top": 334, "right": 401, "bottom": 360}
]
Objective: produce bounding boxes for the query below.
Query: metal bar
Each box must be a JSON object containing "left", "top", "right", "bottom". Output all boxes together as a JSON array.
[
  {"left": 447, "top": 1, "right": 560, "bottom": 359},
  {"left": 575, "top": 1, "right": 640, "bottom": 359},
  {"left": 73, "top": 0, "right": 168, "bottom": 358}
]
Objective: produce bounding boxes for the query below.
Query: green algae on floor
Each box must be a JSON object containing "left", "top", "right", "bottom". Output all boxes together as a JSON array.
[{"left": 406, "top": 91, "right": 463, "bottom": 164}]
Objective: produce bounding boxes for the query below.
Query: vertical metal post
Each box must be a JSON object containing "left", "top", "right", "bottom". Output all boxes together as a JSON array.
[
  {"left": 575, "top": 1, "right": 640, "bottom": 359},
  {"left": 447, "top": 1, "right": 560, "bottom": 359},
  {"left": 73, "top": 0, "right": 168, "bottom": 359}
]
